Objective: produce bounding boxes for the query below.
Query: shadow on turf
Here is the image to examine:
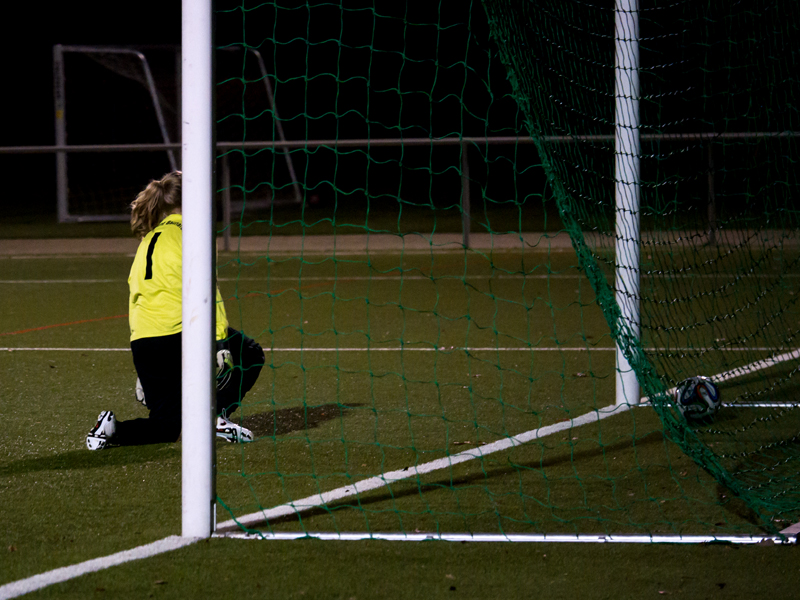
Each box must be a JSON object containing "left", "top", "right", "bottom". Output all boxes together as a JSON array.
[
  {"left": 0, "top": 444, "right": 179, "bottom": 477},
  {"left": 0, "top": 404, "right": 360, "bottom": 477},
  {"left": 241, "top": 428, "right": 770, "bottom": 534},
  {"left": 233, "top": 430, "right": 671, "bottom": 531},
  {"left": 242, "top": 403, "right": 364, "bottom": 438}
]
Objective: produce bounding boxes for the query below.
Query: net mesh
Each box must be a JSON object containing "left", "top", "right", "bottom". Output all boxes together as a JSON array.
[
  {"left": 214, "top": 0, "right": 800, "bottom": 538},
  {"left": 480, "top": 0, "right": 800, "bottom": 531}
]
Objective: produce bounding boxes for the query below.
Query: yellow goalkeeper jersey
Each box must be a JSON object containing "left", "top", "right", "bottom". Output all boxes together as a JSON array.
[{"left": 128, "top": 214, "right": 229, "bottom": 342}]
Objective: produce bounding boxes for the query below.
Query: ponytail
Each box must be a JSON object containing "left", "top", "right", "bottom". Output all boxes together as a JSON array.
[{"left": 130, "top": 171, "right": 182, "bottom": 239}]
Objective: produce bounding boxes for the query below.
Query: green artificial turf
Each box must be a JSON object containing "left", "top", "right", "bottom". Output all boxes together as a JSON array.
[
  {"left": 17, "top": 539, "right": 800, "bottom": 600},
  {"left": 1, "top": 245, "right": 796, "bottom": 599}
]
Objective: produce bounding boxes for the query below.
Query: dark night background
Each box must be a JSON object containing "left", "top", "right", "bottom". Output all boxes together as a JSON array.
[
  {"left": 0, "top": 0, "right": 534, "bottom": 229},
  {"left": 1, "top": 1, "right": 182, "bottom": 221},
  {"left": 1, "top": 1, "right": 797, "bottom": 231}
]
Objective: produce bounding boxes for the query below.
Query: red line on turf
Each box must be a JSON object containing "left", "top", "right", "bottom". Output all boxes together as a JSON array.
[
  {"left": 1, "top": 280, "right": 332, "bottom": 338},
  {"left": 5, "top": 278, "right": 341, "bottom": 338},
  {"left": 0, "top": 314, "right": 129, "bottom": 337},
  {"left": 0, "top": 277, "right": 354, "bottom": 337}
]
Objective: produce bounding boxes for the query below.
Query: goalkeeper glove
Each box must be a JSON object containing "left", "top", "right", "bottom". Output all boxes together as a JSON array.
[{"left": 216, "top": 342, "right": 234, "bottom": 390}]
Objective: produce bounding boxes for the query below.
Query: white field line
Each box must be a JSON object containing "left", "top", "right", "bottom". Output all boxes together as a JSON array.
[
  {"left": 230, "top": 273, "right": 800, "bottom": 281},
  {"left": 644, "top": 346, "right": 800, "bottom": 399},
  {"left": 728, "top": 403, "right": 800, "bottom": 408},
  {"left": 1, "top": 346, "right": 796, "bottom": 353},
  {"left": 709, "top": 348, "right": 800, "bottom": 385},
  {"left": 217, "top": 345, "right": 800, "bottom": 533},
  {"left": 0, "top": 275, "right": 576, "bottom": 284},
  {"left": 218, "top": 531, "right": 797, "bottom": 544},
  {"left": 1, "top": 273, "right": 798, "bottom": 284},
  {"left": 781, "top": 521, "right": 800, "bottom": 536},
  {"left": 1, "top": 275, "right": 574, "bottom": 284},
  {"left": 0, "top": 536, "right": 199, "bottom": 600}
]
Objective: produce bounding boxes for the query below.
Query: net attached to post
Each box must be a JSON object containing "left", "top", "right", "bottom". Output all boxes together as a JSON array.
[
  {"left": 212, "top": 0, "right": 800, "bottom": 540},
  {"left": 481, "top": 0, "right": 800, "bottom": 532}
]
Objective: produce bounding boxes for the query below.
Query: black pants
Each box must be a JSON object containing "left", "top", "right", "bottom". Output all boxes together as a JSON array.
[{"left": 115, "top": 328, "right": 264, "bottom": 445}]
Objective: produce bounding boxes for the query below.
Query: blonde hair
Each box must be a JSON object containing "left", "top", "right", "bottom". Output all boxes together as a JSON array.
[{"left": 130, "top": 171, "right": 182, "bottom": 239}]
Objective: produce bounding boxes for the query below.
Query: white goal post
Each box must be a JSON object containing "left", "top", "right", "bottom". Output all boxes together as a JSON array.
[
  {"left": 179, "top": 0, "right": 648, "bottom": 541},
  {"left": 175, "top": 0, "right": 798, "bottom": 545},
  {"left": 182, "top": 0, "right": 216, "bottom": 539},
  {"left": 613, "top": 0, "right": 641, "bottom": 406}
]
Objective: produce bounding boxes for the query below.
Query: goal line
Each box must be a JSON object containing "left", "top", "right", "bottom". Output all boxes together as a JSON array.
[{"left": 219, "top": 531, "right": 797, "bottom": 544}]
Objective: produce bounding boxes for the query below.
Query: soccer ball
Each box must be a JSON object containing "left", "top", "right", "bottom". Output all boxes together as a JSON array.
[{"left": 674, "top": 376, "right": 721, "bottom": 422}]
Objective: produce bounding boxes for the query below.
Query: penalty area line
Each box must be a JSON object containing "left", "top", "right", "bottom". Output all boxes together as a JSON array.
[{"left": 0, "top": 536, "right": 200, "bottom": 600}]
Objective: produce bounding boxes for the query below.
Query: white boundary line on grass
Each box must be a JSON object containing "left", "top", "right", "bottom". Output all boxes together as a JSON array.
[
  {"left": 1, "top": 346, "right": 796, "bottom": 353},
  {"left": 709, "top": 348, "right": 800, "bottom": 384},
  {"left": 0, "top": 536, "right": 199, "bottom": 600},
  {"left": 2, "top": 272, "right": 800, "bottom": 284},
  {"left": 220, "top": 531, "right": 798, "bottom": 544},
  {"left": 4, "top": 340, "right": 792, "bottom": 410}
]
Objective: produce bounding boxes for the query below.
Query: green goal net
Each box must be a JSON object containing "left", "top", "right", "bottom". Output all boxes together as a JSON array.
[{"left": 212, "top": 0, "right": 800, "bottom": 540}]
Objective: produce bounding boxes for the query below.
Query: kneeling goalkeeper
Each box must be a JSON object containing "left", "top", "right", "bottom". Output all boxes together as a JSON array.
[{"left": 86, "top": 171, "right": 264, "bottom": 450}]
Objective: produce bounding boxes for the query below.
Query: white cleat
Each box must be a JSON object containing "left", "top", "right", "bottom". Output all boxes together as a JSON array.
[
  {"left": 86, "top": 411, "right": 117, "bottom": 450},
  {"left": 216, "top": 416, "right": 254, "bottom": 443}
]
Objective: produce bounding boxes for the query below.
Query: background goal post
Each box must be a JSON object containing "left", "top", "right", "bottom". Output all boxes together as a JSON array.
[
  {"left": 52, "top": 43, "right": 300, "bottom": 223},
  {"left": 53, "top": 44, "right": 178, "bottom": 222}
]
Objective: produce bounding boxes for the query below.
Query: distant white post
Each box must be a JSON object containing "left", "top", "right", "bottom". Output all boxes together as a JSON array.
[
  {"left": 614, "top": 0, "right": 641, "bottom": 406},
  {"left": 182, "top": 0, "right": 216, "bottom": 538},
  {"left": 53, "top": 45, "right": 68, "bottom": 223}
]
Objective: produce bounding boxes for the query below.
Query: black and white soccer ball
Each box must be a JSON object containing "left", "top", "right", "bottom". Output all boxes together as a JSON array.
[{"left": 675, "top": 376, "right": 721, "bottom": 422}]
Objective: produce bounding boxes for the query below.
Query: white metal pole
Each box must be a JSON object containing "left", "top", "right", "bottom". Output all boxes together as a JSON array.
[
  {"left": 181, "top": 0, "right": 216, "bottom": 538},
  {"left": 134, "top": 51, "right": 178, "bottom": 172},
  {"left": 53, "top": 45, "right": 69, "bottom": 223},
  {"left": 461, "top": 141, "right": 471, "bottom": 249},
  {"left": 222, "top": 153, "right": 231, "bottom": 252},
  {"left": 614, "top": 0, "right": 641, "bottom": 406},
  {"left": 250, "top": 49, "right": 303, "bottom": 204}
]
